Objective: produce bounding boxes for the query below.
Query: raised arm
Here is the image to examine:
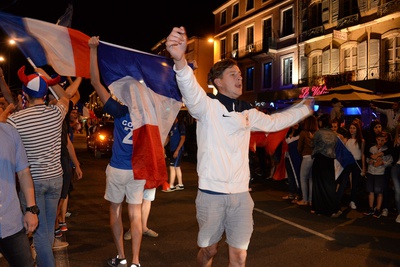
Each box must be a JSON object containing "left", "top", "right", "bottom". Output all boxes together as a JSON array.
[
  {"left": 165, "top": 26, "right": 188, "bottom": 70},
  {"left": 88, "top": 36, "right": 110, "bottom": 105}
]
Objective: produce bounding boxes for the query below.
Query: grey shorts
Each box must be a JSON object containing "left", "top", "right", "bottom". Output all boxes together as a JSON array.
[
  {"left": 195, "top": 190, "right": 254, "bottom": 250},
  {"left": 104, "top": 164, "right": 145, "bottom": 204}
]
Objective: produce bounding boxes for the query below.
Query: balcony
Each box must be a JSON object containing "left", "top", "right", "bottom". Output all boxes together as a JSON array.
[
  {"left": 301, "top": 26, "right": 324, "bottom": 42},
  {"left": 336, "top": 14, "right": 359, "bottom": 29},
  {"left": 378, "top": 0, "right": 400, "bottom": 17}
]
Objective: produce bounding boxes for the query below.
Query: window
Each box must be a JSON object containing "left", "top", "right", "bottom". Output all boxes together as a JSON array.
[
  {"left": 221, "top": 10, "right": 227, "bottom": 25},
  {"left": 282, "top": 56, "right": 293, "bottom": 86},
  {"left": 220, "top": 39, "right": 226, "bottom": 60},
  {"left": 263, "top": 62, "right": 272, "bottom": 88},
  {"left": 246, "top": 0, "right": 254, "bottom": 12},
  {"left": 232, "top": 3, "right": 239, "bottom": 19},
  {"left": 263, "top": 18, "right": 272, "bottom": 51},
  {"left": 343, "top": 46, "right": 357, "bottom": 71},
  {"left": 232, "top": 32, "right": 239, "bottom": 59},
  {"left": 246, "top": 67, "right": 254, "bottom": 91},
  {"left": 281, "top": 7, "right": 294, "bottom": 37},
  {"left": 246, "top": 26, "right": 254, "bottom": 51},
  {"left": 385, "top": 36, "right": 400, "bottom": 72},
  {"left": 311, "top": 54, "right": 322, "bottom": 77}
]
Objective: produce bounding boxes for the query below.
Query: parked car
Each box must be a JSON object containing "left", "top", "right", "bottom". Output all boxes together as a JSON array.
[{"left": 87, "top": 122, "right": 114, "bottom": 158}]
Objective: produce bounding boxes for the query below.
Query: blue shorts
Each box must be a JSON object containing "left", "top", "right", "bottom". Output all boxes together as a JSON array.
[
  {"left": 169, "top": 148, "right": 183, "bottom": 167},
  {"left": 104, "top": 164, "right": 145, "bottom": 204},
  {"left": 195, "top": 190, "right": 254, "bottom": 250}
]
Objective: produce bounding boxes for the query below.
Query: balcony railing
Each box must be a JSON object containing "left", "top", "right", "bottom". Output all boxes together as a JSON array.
[
  {"left": 378, "top": 0, "right": 400, "bottom": 17},
  {"left": 301, "top": 26, "right": 324, "bottom": 42},
  {"left": 223, "top": 38, "right": 277, "bottom": 60},
  {"left": 336, "top": 14, "right": 359, "bottom": 29}
]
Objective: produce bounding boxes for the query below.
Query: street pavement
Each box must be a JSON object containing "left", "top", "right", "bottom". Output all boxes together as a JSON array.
[{"left": 1, "top": 133, "right": 400, "bottom": 267}]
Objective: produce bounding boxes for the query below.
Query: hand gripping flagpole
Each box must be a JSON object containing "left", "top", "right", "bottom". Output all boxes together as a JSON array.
[{"left": 26, "top": 57, "right": 59, "bottom": 100}]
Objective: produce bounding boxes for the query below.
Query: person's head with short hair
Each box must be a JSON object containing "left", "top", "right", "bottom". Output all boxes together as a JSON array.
[
  {"left": 392, "top": 101, "right": 400, "bottom": 112},
  {"left": 369, "top": 119, "right": 382, "bottom": 135},
  {"left": 376, "top": 132, "right": 388, "bottom": 148},
  {"left": 208, "top": 58, "right": 242, "bottom": 99}
]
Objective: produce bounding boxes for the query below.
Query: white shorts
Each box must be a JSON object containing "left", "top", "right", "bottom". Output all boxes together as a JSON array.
[
  {"left": 143, "top": 188, "right": 156, "bottom": 201},
  {"left": 104, "top": 164, "right": 145, "bottom": 204}
]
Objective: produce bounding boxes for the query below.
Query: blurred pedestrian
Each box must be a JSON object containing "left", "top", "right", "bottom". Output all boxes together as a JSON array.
[
  {"left": 89, "top": 36, "right": 143, "bottom": 267},
  {"left": 312, "top": 114, "right": 342, "bottom": 217},
  {"left": 6, "top": 66, "right": 68, "bottom": 267},
  {"left": 0, "top": 104, "right": 38, "bottom": 267}
]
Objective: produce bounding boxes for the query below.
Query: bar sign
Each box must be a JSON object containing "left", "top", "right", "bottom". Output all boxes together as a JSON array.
[{"left": 333, "top": 30, "right": 347, "bottom": 41}]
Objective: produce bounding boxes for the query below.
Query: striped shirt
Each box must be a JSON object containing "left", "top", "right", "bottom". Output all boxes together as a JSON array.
[{"left": 7, "top": 103, "right": 67, "bottom": 181}]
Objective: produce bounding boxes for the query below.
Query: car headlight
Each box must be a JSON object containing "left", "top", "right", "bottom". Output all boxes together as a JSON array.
[{"left": 98, "top": 134, "right": 106, "bottom": 141}]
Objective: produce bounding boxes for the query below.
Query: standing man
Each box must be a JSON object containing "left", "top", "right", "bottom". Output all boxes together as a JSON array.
[
  {"left": 0, "top": 104, "right": 38, "bottom": 267},
  {"left": 370, "top": 101, "right": 400, "bottom": 136},
  {"left": 6, "top": 66, "right": 68, "bottom": 267},
  {"left": 89, "top": 36, "right": 143, "bottom": 267},
  {"left": 166, "top": 26, "right": 314, "bottom": 267},
  {"left": 163, "top": 114, "right": 186, "bottom": 192}
]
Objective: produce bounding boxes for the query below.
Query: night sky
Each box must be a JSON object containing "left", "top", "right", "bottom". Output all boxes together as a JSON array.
[{"left": 0, "top": 0, "right": 226, "bottom": 103}]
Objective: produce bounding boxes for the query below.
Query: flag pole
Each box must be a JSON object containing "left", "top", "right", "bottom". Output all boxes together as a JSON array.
[{"left": 26, "top": 57, "right": 59, "bottom": 100}]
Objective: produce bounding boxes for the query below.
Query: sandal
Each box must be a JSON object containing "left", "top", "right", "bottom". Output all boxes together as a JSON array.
[{"left": 143, "top": 229, "right": 158, "bottom": 237}]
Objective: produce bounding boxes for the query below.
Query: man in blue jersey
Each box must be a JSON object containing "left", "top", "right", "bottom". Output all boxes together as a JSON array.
[{"left": 89, "top": 36, "right": 143, "bottom": 267}]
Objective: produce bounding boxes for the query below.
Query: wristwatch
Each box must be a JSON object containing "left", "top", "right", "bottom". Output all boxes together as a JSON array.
[{"left": 26, "top": 205, "right": 40, "bottom": 215}]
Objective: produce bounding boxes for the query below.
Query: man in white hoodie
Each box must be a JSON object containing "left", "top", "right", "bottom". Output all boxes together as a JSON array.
[{"left": 166, "top": 26, "right": 314, "bottom": 267}]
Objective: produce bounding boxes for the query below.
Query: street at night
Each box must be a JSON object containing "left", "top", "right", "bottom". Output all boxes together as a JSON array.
[{"left": 1, "top": 133, "right": 398, "bottom": 267}]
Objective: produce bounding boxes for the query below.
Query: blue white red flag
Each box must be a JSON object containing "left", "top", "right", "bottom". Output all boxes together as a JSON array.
[
  {"left": 0, "top": 11, "right": 90, "bottom": 78},
  {"left": 97, "top": 41, "right": 183, "bottom": 188},
  {"left": 334, "top": 137, "right": 356, "bottom": 179}
]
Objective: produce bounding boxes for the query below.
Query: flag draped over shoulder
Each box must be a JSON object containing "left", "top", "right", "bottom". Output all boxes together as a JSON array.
[
  {"left": 97, "top": 41, "right": 183, "bottom": 188},
  {"left": 0, "top": 11, "right": 90, "bottom": 78},
  {"left": 334, "top": 137, "right": 356, "bottom": 179}
]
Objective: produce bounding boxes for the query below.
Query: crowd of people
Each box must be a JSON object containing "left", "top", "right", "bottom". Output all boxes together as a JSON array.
[
  {"left": 280, "top": 98, "right": 400, "bottom": 224},
  {"left": 0, "top": 24, "right": 399, "bottom": 267}
]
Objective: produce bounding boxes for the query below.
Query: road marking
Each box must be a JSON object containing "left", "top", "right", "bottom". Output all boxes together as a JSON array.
[{"left": 254, "top": 208, "right": 335, "bottom": 241}]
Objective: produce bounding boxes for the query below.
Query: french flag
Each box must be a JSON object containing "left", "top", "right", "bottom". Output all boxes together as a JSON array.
[
  {"left": 0, "top": 11, "right": 90, "bottom": 78},
  {"left": 98, "top": 41, "right": 183, "bottom": 188},
  {"left": 0, "top": 12, "right": 183, "bottom": 188}
]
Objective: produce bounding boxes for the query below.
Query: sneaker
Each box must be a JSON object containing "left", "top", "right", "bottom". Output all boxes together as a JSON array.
[
  {"left": 123, "top": 230, "right": 131, "bottom": 240},
  {"left": 331, "top": 210, "right": 342, "bottom": 218},
  {"left": 282, "top": 194, "right": 296, "bottom": 200},
  {"left": 396, "top": 214, "right": 400, "bottom": 223},
  {"left": 59, "top": 222, "right": 68, "bottom": 232},
  {"left": 363, "top": 208, "right": 375, "bottom": 216},
  {"left": 107, "top": 256, "right": 127, "bottom": 267},
  {"left": 143, "top": 229, "right": 158, "bottom": 237},
  {"left": 130, "top": 264, "right": 141, "bottom": 267},
  {"left": 349, "top": 201, "right": 357, "bottom": 210},
  {"left": 53, "top": 239, "right": 69, "bottom": 250},
  {"left": 162, "top": 187, "right": 176, "bottom": 192},
  {"left": 55, "top": 227, "right": 63, "bottom": 238},
  {"left": 373, "top": 209, "right": 382, "bottom": 218},
  {"left": 381, "top": 208, "right": 388, "bottom": 217},
  {"left": 175, "top": 184, "right": 184, "bottom": 190}
]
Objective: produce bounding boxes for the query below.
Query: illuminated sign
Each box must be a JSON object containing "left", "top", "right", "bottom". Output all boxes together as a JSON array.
[{"left": 299, "top": 85, "right": 328, "bottom": 98}]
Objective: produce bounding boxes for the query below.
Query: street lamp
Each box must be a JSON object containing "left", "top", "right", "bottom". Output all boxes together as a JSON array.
[{"left": 0, "top": 39, "right": 16, "bottom": 85}]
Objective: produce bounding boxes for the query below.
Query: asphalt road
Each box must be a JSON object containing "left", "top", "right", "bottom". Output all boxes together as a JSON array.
[{"left": 2, "top": 133, "right": 400, "bottom": 267}]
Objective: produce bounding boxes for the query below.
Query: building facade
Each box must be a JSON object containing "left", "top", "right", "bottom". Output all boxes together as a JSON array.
[{"left": 212, "top": 0, "right": 400, "bottom": 105}]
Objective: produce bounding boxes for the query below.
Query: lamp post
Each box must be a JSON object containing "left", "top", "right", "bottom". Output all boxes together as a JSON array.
[{"left": 0, "top": 39, "right": 16, "bottom": 85}]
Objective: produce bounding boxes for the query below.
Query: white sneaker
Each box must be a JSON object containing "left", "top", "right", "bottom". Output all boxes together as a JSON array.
[
  {"left": 349, "top": 201, "right": 357, "bottom": 210},
  {"left": 382, "top": 208, "right": 388, "bottom": 217},
  {"left": 124, "top": 230, "right": 132, "bottom": 240},
  {"left": 53, "top": 239, "right": 69, "bottom": 250},
  {"left": 396, "top": 214, "right": 400, "bottom": 223}
]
